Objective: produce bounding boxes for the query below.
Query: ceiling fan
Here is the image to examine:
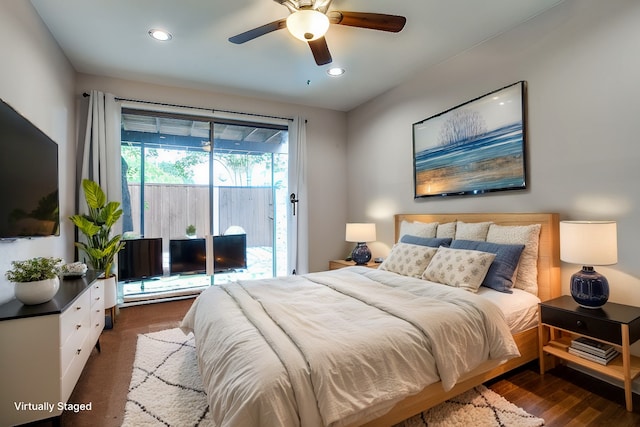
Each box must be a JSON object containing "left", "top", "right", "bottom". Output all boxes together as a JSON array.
[{"left": 229, "top": 0, "right": 406, "bottom": 66}]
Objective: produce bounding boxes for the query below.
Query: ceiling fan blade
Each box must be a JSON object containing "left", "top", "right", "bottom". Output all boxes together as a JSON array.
[
  {"left": 328, "top": 11, "right": 406, "bottom": 33},
  {"left": 229, "top": 19, "right": 287, "bottom": 44},
  {"left": 308, "top": 37, "right": 332, "bottom": 66}
]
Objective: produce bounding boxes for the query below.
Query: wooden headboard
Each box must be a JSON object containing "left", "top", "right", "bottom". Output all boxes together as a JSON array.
[{"left": 394, "top": 213, "right": 561, "bottom": 302}]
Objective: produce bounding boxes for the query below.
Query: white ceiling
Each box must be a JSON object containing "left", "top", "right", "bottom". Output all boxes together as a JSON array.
[{"left": 30, "top": 0, "right": 564, "bottom": 112}]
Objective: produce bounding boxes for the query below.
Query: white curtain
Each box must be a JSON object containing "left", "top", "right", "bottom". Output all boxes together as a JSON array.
[
  {"left": 287, "top": 116, "right": 308, "bottom": 275},
  {"left": 77, "top": 90, "right": 122, "bottom": 231}
]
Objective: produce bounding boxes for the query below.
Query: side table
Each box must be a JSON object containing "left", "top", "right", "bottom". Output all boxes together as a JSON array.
[{"left": 539, "top": 295, "right": 640, "bottom": 411}]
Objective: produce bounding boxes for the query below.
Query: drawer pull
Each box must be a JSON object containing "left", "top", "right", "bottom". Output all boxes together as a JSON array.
[
  {"left": 76, "top": 349, "right": 82, "bottom": 355},
  {"left": 76, "top": 324, "right": 82, "bottom": 330},
  {"left": 76, "top": 306, "right": 82, "bottom": 310},
  {"left": 576, "top": 320, "right": 584, "bottom": 327},
  {"left": 95, "top": 297, "right": 100, "bottom": 301}
]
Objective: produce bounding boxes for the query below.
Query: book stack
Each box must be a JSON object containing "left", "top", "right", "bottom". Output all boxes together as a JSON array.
[{"left": 568, "top": 337, "right": 619, "bottom": 365}]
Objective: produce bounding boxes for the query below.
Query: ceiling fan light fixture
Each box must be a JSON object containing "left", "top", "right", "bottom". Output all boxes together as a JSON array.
[{"left": 286, "top": 10, "right": 330, "bottom": 42}]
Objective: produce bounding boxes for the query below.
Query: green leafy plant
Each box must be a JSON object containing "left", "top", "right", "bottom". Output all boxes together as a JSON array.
[
  {"left": 69, "top": 179, "right": 125, "bottom": 277},
  {"left": 186, "top": 224, "right": 196, "bottom": 236},
  {"left": 5, "top": 257, "right": 62, "bottom": 283}
]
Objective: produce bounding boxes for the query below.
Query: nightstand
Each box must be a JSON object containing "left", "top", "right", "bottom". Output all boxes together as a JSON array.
[
  {"left": 329, "top": 259, "right": 380, "bottom": 270},
  {"left": 539, "top": 296, "right": 640, "bottom": 411}
]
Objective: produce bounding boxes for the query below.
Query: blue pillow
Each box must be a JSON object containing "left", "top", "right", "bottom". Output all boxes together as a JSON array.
[
  {"left": 400, "top": 235, "right": 452, "bottom": 248},
  {"left": 449, "top": 240, "right": 525, "bottom": 293}
]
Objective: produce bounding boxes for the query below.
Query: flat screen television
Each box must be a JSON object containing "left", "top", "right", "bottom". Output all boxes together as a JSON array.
[
  {"left": 213, "top": 234, "right": 247, "bottom": 273},
  {"left": 0, "top": 97, "right": 59, "bottom": 239},
  {"left": 170, "top": 238, "right": 207, "bottom": 275},
  {"left": 117, "top": 238, "right": 164, "bottom": 282}
]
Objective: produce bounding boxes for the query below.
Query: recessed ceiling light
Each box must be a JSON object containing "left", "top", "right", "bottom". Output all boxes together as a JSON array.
[
  {"left": 327, "top": 67, "right": 345, "bottom": 77},
  {"left": 148, "top": 29, "right": 172, "bottom": 41}
]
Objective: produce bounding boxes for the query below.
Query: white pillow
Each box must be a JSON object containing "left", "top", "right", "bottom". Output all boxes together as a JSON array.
[
  {"left": 436, "top": 222, "right": 457, "bottom": 239},
  {"left": 399, "top": 220, "right": 438, "bottom": 241},
  {"left": 454, "top": 221, "right": 492, "bottom": 240},
  {"left": 422, "top": 247, "right": 496, "bottom": 292},
  {"left": 379, "top": 243, "right": 438, "bottom": 278},
  {"left": 486, "top": 224, "right": 541, "bottom": 295}
]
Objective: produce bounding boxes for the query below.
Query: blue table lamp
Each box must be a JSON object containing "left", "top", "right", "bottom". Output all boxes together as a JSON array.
[
  {"left": 560, "top": 221, "right": 618, "bottom": 309},
  {"left": 346, "top": 223, "right": 376, "bottom": 265}
]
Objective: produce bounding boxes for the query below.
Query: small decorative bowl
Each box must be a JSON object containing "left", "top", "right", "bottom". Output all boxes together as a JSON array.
[{"left": 60, "top": 262, "right": 88, "bottom": 278}]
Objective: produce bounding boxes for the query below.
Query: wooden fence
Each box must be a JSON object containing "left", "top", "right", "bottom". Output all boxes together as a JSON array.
[{"left": 126, "top": 184, "right": 273, "bottom": 248}]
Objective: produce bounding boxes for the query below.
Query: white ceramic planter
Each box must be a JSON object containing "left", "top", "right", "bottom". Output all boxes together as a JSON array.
[
  {"left": 14, "top": 276, "right": 60, "bottom": 305},
  {"left": 102, "top": 275, "right": 117, "bottom": 309}
]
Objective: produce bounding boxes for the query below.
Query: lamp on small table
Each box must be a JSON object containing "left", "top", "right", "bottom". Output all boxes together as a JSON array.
[
  {"left": 345, "top": 223, "right": 376, "bottom": 265},
  {"left": 560, "top": 220, "right": 618, "bottom": 309}
]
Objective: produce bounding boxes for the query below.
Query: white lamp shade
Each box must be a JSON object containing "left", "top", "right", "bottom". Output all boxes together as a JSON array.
[
  {"left": 560, "top": 221, "right": 617, "bottom": 266},
  {"left": 346, "top": 223, "right": 376, "bottom": 243},
  {"left": 286, "top": 10, "right": 330, "bottom": 41}
]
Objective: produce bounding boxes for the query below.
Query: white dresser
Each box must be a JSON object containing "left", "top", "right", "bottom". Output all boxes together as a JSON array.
[{"left": 0, "top": 272, "right": 104, "bottom": 426}]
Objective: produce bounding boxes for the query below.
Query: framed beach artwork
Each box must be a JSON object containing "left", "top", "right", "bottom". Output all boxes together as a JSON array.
[{"left": 412, "top": 81, "right": 527, "bottom": 198}]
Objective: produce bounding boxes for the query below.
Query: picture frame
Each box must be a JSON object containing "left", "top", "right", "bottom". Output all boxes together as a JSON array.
[{"left": 412, "top": 81, "right": 527, "bottom": 198}]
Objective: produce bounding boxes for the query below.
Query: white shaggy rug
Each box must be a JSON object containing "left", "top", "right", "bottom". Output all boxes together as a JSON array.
[
  {"left": 394, "top": 386, "right": 544, "bottom": 427},
  {"left": 123, "top": 328, "right": 544, "bottom": 427},
  {"left": 122, "top": 328, "right": 211, "bottom": 426}
]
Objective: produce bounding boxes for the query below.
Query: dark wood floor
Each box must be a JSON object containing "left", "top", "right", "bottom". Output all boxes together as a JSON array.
[
  {"left": 25, "top": 298, "right": 640, "bottom": 426},
  {"left": 488, "top": 364, "right": 640, "bottom": 426}
]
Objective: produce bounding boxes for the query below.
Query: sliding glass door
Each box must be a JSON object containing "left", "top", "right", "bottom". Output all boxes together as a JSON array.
[{"left": 119, "top": 109, "right": 288, "bottom": 298}]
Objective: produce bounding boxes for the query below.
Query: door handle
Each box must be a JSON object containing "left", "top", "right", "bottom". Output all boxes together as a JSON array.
[{"left": 290, "top": 193, "right": 299, "bottom": 216}]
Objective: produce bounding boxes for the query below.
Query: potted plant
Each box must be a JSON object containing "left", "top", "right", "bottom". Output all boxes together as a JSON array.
[
  {"left": 186, "top": 224, "right": 196, "bottom": 237},
  {"left": 5, "top": 257, "right": 62, "bottom": 305},
  {"left": 69, "top": 179, "right": 125, "bottom": 311}
]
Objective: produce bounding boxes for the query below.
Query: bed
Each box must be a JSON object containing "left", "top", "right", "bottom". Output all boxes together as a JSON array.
[{"left": 180, "top": 213, "right": 560, "bottom": 427}]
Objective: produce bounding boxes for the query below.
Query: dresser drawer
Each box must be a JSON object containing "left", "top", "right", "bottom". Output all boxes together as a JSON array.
[
  {"left": 60, "top": 291, "right": 90, "bottom": 344},
  {"left": 540, "top": 305, "right": 621, "bottom": 345},
  {"left": 90, "top": 281, "right": 103, "bottom": 307},
  {"left": 60, "top": 313, "right": 90, "bottom": 376},
  {"left": 90, "top": 304, "right": 105, "bottom": 338},
  {"left": 61, "top": 331, "right": 94, "bottom": 402},
  {"left": 89, "top": 281, "right": 105, "bottom": 339}
]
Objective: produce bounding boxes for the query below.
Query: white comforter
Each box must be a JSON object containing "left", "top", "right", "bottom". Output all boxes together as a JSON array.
[{"left": 180, "top": 267, "right": 519, "bottom": 427}]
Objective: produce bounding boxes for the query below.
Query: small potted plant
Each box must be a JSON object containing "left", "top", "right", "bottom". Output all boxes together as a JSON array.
[
  {"left": 186, "top": 224, "right": 196, "bottom": 237},
  {"left": 5, "top": 257, "right": 62, "bottom": 305}
]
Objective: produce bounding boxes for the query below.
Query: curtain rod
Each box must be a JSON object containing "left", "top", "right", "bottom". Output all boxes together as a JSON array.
[{"left": 82, "top": 92, "right": 294, "bottom": 122}]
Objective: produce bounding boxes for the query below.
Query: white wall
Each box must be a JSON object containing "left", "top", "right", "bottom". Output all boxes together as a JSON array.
[
  {"left": 0, "top": 2, "right": 76, "bottom": 304},
  {"left": 347, "top": 0, "right": 640, "bottom": 349},
  {"left": 75, "top": 74, "right": 349, "bottom": 274}
]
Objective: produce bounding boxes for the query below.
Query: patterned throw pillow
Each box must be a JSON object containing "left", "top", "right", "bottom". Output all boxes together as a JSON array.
[
  {"left": 379, "top": 243, "right": 438, "bottom": 278},
  {"left": 422, "top": 247, "right": 496, "bottom": 292},
  {"left": 450, "top": 240, "right": 525, "bottom": 293}
]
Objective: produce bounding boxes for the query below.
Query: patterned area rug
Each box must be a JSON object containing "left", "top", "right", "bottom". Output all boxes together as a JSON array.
[
  {"left": 122, "top": 328, "right": 211, "bottom": 426},
  {"left": 123, "top": 328, "right": 544, "bottom": 427}
]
